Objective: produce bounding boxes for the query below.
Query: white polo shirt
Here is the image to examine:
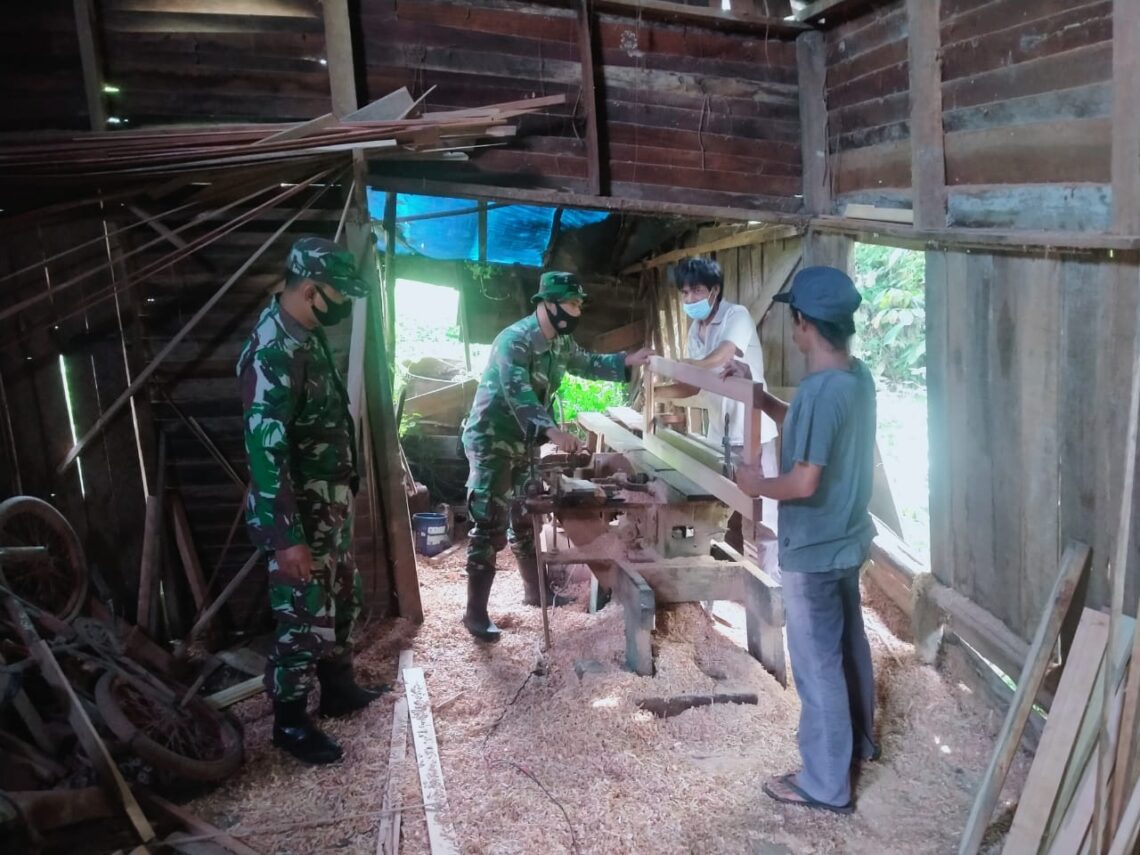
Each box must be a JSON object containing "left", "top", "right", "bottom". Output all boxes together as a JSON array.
[{"left": 686, "top": 299, "right": 779, "bottom": 448}]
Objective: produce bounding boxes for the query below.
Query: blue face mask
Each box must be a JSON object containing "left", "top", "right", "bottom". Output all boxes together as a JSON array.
[{"left": 682, "top": 294, "right": 715, "bottom": 321}]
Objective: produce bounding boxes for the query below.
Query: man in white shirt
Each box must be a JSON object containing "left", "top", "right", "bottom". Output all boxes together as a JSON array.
[{"left": 655, "top": 258, "right": 779, "bottom": 556}]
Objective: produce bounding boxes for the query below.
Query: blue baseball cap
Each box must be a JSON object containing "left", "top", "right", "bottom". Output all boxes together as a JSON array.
[{"left": 773, "top": 266, "right": 862, "bottom": 322}]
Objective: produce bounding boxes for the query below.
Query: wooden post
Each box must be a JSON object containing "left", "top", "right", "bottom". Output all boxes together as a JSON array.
[
  {"left": 796, "top": 31, "right": 829, "bottom": 215},
  {"left": 577, "top": 0, "right": 605, "bottom": 196},
  {"left": 616, "top": 562, "right": 656, "bottom": 676},
  {"left": 959, "top": 541, "right": 1092, "bottom": 855},
  {"left": 73, "top": 0, "right": 106, "bottom": 130},
  {"left": 1112, "top": 0, "right": 1140, "bottom": 235},
  {"left": 383, "top": 192, "right": 398, "bottom": 379},
  {"left": 906, "top": 0, "right": 947, "bottom": 229},
  {"left": 1106, "top": 260, "right": 1140, "bottom": 836}
]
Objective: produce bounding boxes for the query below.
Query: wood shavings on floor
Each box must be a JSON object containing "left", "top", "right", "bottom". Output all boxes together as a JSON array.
[{"left": 185, "top": 542, "right": 1030, "bottom": 854}]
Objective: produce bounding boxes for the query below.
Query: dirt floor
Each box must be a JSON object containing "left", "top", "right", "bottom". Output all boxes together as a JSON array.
[{"left": 186, "top": 542, "right": 1030, "bottom": 855}]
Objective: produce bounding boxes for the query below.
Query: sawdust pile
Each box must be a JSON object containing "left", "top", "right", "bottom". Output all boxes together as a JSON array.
[{"left": 185, "top": 544, "right": 1029, "bottom": 854}]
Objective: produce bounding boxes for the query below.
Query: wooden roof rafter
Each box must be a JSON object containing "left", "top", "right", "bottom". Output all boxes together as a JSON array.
[{"left": 520, "top": 0, "right": 813, "bottom": 37}]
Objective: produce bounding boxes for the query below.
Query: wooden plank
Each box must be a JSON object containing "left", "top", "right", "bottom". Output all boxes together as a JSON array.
[
  {"left": 959, "top": 541, "right": 1092, "bottom": 855},
  {"left": 377, "top": 649, "right": 413, "bottom": 855},
  {"left": 1112, "top": 0, "right": 1140, "bottom": 233},
  {"left": 4, "top": 596, "right": 156, "bottom": 843},
  {"left": 403, "top": 667, "right": 460, "bottom": 855},
  {"left": 622, "top": 225, "right": 802, "bottom": 275},
  {"left": 648, "top": 356, "right": 762, "bottom": 408},
  {"left": 642, "top": 430, "right": 761, "bottom": 520},
  {"left": 576, "top": 412, "right": 642, "bottom": 452},
  {"left": 633, "top": 560, "right": 745, "bottom": 603},
  {"left": 842, "top": 203, "right": 914, "bottom": 224},
  {"left": 74, "top": 0, "right": 107, "bottom": 130},
  {"left": 169, "top": 491, "right": 210, "bottom": 612},
  {"left": 1006, "top": 609, "right": 1110, "bottom": 854},
  {"left": 523, "top": 0, "right": 810, "bottom": 34},
  {"left": 747, "top": 240, "right": 801, "bottom": 325},
  {"left": 797, "top": 31, "right": 829, "bottom": 215},
  {"left": 1108, "top": 258, "right": 1140, "bottom": 831},
  {"left": 710, "top": 538, "right": 786, "bottom": 686},
  {"left": 139, "top": 792, "right": 262, "bottom": 855},
  {"left": 205, "top": 676, "right": 264, "bottom": 710},
  {"left": 345, "top": 89, "right": 415, "bottom": 123},
  {"left": 137, "top": 493, "right": 163, "bottom": 634}
]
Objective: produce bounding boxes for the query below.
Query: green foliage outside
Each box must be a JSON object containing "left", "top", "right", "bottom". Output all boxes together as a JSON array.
[
  {"left": 853, "top": 244, "right": 926, "bottom": 389},
  {"left": 556, "top": 375, "right": 627, "bottom": 428}
]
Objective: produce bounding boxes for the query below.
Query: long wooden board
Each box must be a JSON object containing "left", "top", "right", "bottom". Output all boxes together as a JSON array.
[
  {"left": 403, "top": 667, "right": 460, "bottom": 855},
  {"left": 641, "top": 431, "right": 761, "bottom": 520},
  {"left": 377, "top": 650, "right": 414, "bottom": 855},
  {"left": 959, "top": 541, "right": 1091, "bottom": 855},
  {"left": 1005, "top": 609, "right": 1110, "bottom": 853}
]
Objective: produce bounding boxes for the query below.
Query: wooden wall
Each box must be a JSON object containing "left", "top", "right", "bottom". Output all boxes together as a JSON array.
[
  {"left": 826, "top": 0, "right": 1115, "bottom": 231},
  {"left": 0, "top": 3, "right": 89, "bottom": 131},
  {"left": 359, "top": 0, "right": 803, "bottom": 212},
  {"left": 926, "top": 249, "right": 1140, "bottom": 641}
]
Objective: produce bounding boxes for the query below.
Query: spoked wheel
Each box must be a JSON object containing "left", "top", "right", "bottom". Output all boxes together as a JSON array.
[
  {"left": 95, "top": 671, "right": 243, "bottom": 783},
  {"left": 0, "top": 496, "right": 88, "bottom": 622}
]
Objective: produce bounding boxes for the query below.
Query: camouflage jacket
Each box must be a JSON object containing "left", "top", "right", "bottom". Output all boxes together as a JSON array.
[
  {"left": 237, "top": 299, "right": 357, "bottom": 551},
  {"left": 462, "top": 313, "right": 627, "bottom": 459}
]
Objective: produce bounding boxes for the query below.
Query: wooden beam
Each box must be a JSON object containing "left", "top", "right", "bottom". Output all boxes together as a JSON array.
[
  {"left": 959, "top": 541, "right": 1092, "bottom": 855},
  {"left": 403, "top": 667, "right": 461, "bottom": 855},
  {"left": 796, "top": 31, "right": 829, "bottom": 215},
  {"left": 808, "top": 217, "right": 1140, "bottom": 253},
  {"left": 205, "top": 676, "right": 264, "bottom": 710},
  {"left": 185, "top": 550, "right": 262, "bottom": 645},
  {"left": 906, "top": 0, "right": 947, "bottom": 229},
  {"left": 576, "top": 411, "right": 643, "bottom": 452},
  {"left": 4, "top": 596, "right": 156, "bottom": 844},
  {"left": 57, "top": 171, "right": 335, "bottom": 473},
  {"left": 74, "top": 0, "right": 107, "bottom": 131},
  {"left": 169, "top": 492, "right": 209, "bottom": 613},
  {"left": 383, "top": 192, "right": 398, "bottom": 379},
  {"left": 793, "top": 0, "right": 867, "bottom": 24},
  {"left": 524, "top": 0, "right": 811, "bottom": 35},
  {"left": 747, "top": 243, "right": 802, "bottom": 325},
  {"left": 321, "top": 0, "right": 357, "bottom": 120},
  {"left": 841, "top": 203, "right": 915, "bottom": 225},
  {"left": 1112, "top": 0, "right": 1140, "bottom": 234},
  {"left": 577, "top": 0, "right": 604, "bottom": 196},
  {"left": 622, "top": 225, "right": 803, "bottom": 274}
]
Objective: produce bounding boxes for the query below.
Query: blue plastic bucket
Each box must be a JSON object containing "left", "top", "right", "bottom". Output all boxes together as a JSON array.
[{"left": 412, "top": 512, "right": 450, "bottom": 557}]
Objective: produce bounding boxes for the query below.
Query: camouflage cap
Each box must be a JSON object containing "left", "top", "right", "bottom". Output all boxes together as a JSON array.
[
  {"left": 285, "top": 236, "right": 369, "bottom": 298},
  {"left": 532, "top": 271, "right": 587, "bottom": 304}
]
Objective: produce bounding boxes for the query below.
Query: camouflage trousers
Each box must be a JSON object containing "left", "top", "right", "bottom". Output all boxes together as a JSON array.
[
  {"left": 265, "top": 482, "right": 362, "bottom": 702},
  {"left": 465, "top": 453, "right": 535, "bottom": 574}
]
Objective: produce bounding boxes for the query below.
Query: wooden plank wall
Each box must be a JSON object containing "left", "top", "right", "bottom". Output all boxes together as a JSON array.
[
  {"left": 826, "top": 0, "right": 1115, "bottom": 230},
  {"left": 360, "top": 0, "right": 803, "bottom": 212},
  {"left": 0, "top": 4, "right": 89, "bottom": 131},
  {"left": 100, "top": 0, "right": 331, "bottom": 125},
  {"left": 0, "top": 187, "right": 396, "bottom": 630},
  {"left": 926, "top": 250, "right": 1140, "bottom": 641}
]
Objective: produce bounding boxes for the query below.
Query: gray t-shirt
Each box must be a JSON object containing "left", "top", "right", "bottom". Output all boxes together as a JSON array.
[{"left": 777, "top": 358, "right": 876, "bottom": 572}]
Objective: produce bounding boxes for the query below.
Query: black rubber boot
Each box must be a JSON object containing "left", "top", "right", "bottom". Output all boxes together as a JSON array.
[
  {"left": 317, "top": 658, "right": 389, "bottom": 718},
  {"left": 272, "top": 698, "right": 343, "bottom": 765},
  {"left": 462, "top": 566, "right": 502, "bottom": 642},
  {"left": 516, "top": 553, "right": 573, "bottom": 608}
]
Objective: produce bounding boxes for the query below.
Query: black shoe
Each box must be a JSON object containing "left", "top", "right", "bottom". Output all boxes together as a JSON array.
[
  {"left": 317, "top": 659, "right": 389, "bottom": 718},
  {"left": 463, "top": 567, "right": 501, "bottom": 643},
  {"left": 272, "top": 699, "right": 343, "bottom": 765}
]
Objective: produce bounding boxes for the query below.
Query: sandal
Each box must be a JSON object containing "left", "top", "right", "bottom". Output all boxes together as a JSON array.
[{"left": 763, "top": 773, "right": 855, "bottom": 815}]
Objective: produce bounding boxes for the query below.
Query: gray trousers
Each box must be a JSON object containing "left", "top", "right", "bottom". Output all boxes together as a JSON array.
[{"left": 782, "top": 565, "right": 877, "bottom": 807}]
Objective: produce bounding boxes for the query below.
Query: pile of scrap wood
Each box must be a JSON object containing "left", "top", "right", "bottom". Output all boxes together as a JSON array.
[
  {"left": 0, "top": 497, "right": 271, "bottom": 853},
  {"left": 0, "top": 90, "right": 566, "bottom": 186}
]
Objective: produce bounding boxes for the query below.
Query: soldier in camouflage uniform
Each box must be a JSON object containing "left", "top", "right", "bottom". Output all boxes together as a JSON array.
[
  {"left": 460, "top": 271, "right": 653, "bottom": 641},
  {"left": 238, "top": 236, "right": 386, "bottom": 765}
]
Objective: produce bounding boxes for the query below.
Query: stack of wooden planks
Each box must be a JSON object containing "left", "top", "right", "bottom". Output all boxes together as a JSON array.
[{"left": 0, "top": 92, "right": 565, "bottom": 182}]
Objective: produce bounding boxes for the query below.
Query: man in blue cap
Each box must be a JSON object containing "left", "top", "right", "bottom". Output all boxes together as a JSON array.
[{"left": 726, "top": 265, "right": 878, "bottom": 814}]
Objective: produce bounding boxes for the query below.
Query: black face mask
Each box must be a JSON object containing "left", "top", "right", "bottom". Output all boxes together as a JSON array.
[
  {"left": 313, "top": 283, "right": 353, "bottom": 326},
  {"left": 545, "top": 301, "right": 580, "bottom": 336}
]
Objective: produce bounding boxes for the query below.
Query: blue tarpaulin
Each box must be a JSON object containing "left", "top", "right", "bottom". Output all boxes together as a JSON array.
[{"left": 368, "top": 190, "right": 609, "bottom": 267}]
